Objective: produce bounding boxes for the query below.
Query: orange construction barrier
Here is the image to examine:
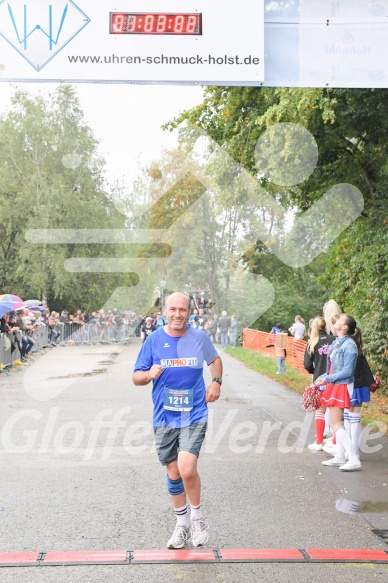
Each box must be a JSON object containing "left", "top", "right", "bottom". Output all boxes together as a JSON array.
[{"left": 242, "top": 328, "right": 310, "bottom": 376}]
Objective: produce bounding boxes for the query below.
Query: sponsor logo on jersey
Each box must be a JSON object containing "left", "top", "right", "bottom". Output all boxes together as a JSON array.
[{"left": 161, "top": 357, "right": 198, "bottom": 368}]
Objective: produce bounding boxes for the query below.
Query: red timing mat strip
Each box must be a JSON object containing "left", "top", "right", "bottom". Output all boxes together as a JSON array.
[
  {"left": 219, "top": 548, "right": 304, "bottom": 561},
  {"left": 0, "top": 548, "right": 387, "bottom": 567},
  {"left": 0, "top": 553, "right": 39, "bottom": 566},
  {"left": 43, "top": 550, "right": 129, "bottom": 565},
  {"left": 132, "top": 549, "right": 216, "bottom": 563},
  {"left": 305, "top": 548, "right": 388, "bottom": 562}
]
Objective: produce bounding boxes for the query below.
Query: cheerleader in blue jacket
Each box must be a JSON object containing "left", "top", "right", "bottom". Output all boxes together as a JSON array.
[{"left": 315, "top": 314, "right": 360, "bottom": 471}]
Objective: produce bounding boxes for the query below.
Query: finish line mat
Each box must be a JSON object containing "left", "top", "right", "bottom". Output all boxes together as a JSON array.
[{"left": 0, "top": 548, "right": 387, "bottom": 567}]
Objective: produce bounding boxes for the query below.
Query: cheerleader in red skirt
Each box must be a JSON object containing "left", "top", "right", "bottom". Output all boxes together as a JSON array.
[{"left": 315, "top": 314, "right": 360, "bottom": 471}]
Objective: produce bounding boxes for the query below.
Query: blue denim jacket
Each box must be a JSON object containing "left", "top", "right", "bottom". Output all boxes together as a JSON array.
[{"left": 320, "top": 336, "right": 358, "bottom": 385}]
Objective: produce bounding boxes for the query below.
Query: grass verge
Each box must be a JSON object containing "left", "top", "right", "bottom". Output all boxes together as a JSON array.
[{"left": 225, "top": 346, "right": 388, "bottom": 431}]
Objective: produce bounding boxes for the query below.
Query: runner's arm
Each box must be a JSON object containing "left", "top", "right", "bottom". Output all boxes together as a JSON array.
[
  {"left": 205, "top": 356, "right": 223, "bottom": 403},
  {"left": 133, "top": 365, "right": 163, "bottom": 385}
]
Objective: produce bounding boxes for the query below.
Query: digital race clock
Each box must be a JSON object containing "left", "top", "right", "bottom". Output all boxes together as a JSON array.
[{"left": 109, "top": 12, "right": 202, "bottom": 35}]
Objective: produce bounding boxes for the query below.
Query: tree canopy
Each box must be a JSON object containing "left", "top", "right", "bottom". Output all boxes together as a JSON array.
[
  {"left": 0, "top": 85, "right": 137, "bottom": 312},
  {"left": 164, "top": 87, "right": 387, "bottom": 389}
]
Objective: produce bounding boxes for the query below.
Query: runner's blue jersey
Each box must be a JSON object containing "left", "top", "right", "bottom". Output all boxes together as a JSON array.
[{"left": 134, "top": 326, "right": 218, "bottom": 427}]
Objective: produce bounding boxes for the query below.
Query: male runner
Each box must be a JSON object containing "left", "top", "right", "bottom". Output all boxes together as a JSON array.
[{"left": 133, "top": 292, "right": 222, "bottom": 549}]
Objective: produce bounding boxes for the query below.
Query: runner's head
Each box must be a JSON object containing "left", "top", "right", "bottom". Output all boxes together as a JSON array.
[{"left": 164, "top": 292, "right": 191, "bottom": 335}]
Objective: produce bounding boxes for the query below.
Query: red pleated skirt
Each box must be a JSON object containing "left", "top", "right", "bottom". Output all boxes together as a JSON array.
[{"left": 321, "top": 382, "right": 351, "bottom": 409}]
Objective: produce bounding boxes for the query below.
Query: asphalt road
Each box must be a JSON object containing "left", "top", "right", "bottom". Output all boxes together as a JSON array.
[{"left": 0, "top": 339, "right": 387, "bottom": 582}]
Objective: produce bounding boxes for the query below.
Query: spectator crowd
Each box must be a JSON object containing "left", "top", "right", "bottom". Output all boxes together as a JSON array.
[
  {"left": 1, "top": 294, "right": 240, "bottom": 369},
  {"left": 139, "top": 307, "right": 238, "bottom": 349},
  {"left": 0, "top": 304, "right": 141, "bottom": 366}
]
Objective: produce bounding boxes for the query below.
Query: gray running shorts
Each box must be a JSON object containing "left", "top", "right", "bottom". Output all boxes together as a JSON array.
[{"left": 153, "top": 422, "right": 207, "bottom": 466}]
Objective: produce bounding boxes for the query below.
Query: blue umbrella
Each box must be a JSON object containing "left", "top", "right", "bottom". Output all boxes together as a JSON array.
[{"left": 0, "top": 294, "right": 24, "bottom": 319}]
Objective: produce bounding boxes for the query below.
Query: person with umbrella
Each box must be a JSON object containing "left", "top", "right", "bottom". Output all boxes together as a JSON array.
[
  {"left": 0, "top": 294, "right": 25, "bottom": 319},
  {"left": 0, "top": 295, "right": 25, "bottom": 360}
]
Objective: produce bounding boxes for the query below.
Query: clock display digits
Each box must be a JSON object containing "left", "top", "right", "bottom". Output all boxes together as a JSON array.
[
  {"left": 110, "top": 13, "right": 202, "bottom": 35},
  {"left": 156, "top": 15, "right": 167, "bottom": 33}
]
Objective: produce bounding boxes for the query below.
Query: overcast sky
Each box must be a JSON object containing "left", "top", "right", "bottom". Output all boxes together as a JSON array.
[{"left": 0, "top": 82, "right": 205, "bottom": 186}]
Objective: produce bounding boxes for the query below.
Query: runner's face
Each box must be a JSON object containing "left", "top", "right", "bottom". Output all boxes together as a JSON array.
[{"left": 165, "top": 297, "right": 190, "bottom": 332}]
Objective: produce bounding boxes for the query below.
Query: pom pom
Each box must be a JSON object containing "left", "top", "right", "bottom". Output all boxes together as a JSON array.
[
  {"left": 302, "top": 383, "right": 322, "bottom": 412},
  {"left": 369, "top": 376, "right": 381, "bottom": 393}
]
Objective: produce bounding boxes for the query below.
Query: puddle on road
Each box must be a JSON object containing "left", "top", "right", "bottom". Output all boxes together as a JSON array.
[
  {"left": 47, "top": 351, "right": 119, "bottom": 378},
  {"left": 82, "top": 352, "right": 120, "bottom": 356},
  {"left": 336, "top": 497, "right": 388, "bottom": 515},
  {"left": 48, "top": 369, "right": 107, "bottom": 379}
]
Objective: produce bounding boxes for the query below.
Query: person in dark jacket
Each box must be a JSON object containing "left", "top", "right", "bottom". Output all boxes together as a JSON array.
[
  {"left": 0, "top": 312, "right": 19, "bottom": 355},
  {"left": 141, "top": 317, "right": 157, "bottom": 343},
  {"left": 304, "top": 317, "right": 335, "bottom": 451}
]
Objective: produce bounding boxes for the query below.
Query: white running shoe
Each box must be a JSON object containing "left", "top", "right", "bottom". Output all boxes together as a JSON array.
[
  {"left": 167, "top": 524, "right": 190, "bottom": 549},
  {"left": 339, "top": 460, "right": 362, "bottom": 472},
  {"left": 322, "top": 455, "right": 346, "bottom": 467},
  {"left": 191, "top": 518, "right": 209, "bottom": 547},
  {"left": 323, "top": 430, "right": 332, "bottom": 438},
  {"left": 308, "top": 442, "right": 323, "bottom": 451}
]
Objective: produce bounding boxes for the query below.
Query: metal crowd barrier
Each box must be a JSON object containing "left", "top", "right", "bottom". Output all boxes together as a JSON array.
[
  {"left": 0, "top": 333, "right": 19, "bottom": 374},
  {"left": 95, "top": 323, "right": 135, "bottom": 344},
  {"left": 31, "top": 325, "right": 50, "bottom": 352},
  {"left": 1, "top": 321, "right": 136, "bottom": 374},
  {"left": 56, "top": 323, "right": 92, "bottom": 346},
  {"left": 0, "top": 326, "right": 49, "bottom": 374},
  {"left": 0, "top": 335, "right": 5, "bottom": 368},
  {"left": 54, "top": 322, "right": 135, "bottom": 346}
]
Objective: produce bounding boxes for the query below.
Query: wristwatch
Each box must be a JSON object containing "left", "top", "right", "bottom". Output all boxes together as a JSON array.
[{"left": 212, "top": 377, "right": 222, "bottom": 385}]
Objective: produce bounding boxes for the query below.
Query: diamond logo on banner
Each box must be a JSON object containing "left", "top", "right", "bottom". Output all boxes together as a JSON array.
[{"left": 0, "top": 0, "right": 90, "bottom": 72}]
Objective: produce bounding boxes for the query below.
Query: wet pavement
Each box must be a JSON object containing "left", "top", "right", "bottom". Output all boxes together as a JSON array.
[{"left": 0, "top": 340, "right": 387, "bottom": 582}]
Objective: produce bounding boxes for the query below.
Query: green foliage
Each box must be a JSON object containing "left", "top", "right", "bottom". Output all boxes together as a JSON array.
[
  {"left": 242, "top": 246, "right": 327, "bottom": 331},
  {"left": 165, "top": 87, "right": 388, "bottom": 391},
  {"left": 0, "top": 85, "right": 137, "bottom": 312},
  {"left": 319, "top": 213, "right": 388, "bottom": 393},
  {"left": 126, "top": 147, "right": 262, "bottom": 310}
]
